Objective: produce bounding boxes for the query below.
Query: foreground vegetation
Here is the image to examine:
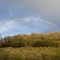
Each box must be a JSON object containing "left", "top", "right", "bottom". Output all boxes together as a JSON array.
[
  {"left": 0, "top": 32, "right": 60, "bottom": 60},
  {"left": 0, "top": 47, "right": 60, "bottom": 60}
]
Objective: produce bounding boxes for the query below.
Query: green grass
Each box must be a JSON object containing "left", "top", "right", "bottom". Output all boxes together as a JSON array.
[
  {"left": 0, "top": 32, "right": 60, "bottom": 60},
  {"left": 0, "top": 47, "right": 60, "bottom": 60}
]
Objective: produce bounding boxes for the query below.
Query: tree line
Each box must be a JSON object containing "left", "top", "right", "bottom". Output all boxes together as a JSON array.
[{"left": 0, "top": 32, "right": 60, "bottom": 48}]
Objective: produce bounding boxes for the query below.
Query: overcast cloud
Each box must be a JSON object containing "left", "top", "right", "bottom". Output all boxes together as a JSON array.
[{"left": 0, "top": 0, "right": 60, "bottom": 36}]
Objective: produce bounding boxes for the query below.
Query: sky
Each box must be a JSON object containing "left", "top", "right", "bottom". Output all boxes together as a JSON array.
[{"left": 0, "top": 0, "right": 60, "bottom": 37}]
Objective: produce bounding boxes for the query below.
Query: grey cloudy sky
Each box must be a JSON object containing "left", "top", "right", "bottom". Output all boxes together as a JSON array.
[{"left": 0, "top": 0, "right": 60, "bottom": 37}]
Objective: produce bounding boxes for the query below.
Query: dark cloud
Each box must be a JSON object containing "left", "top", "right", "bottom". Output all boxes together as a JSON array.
[{"left": 26, "top": 0, "right": 60, "bottom": 27}]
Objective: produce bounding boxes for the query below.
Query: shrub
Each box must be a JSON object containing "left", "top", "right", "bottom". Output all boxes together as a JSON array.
[
  {"left": 32, "top": 41, "right": 59, "bottom": 47},
  {"left": 11, "top": 41, "right": 25, "bottom": 47}
]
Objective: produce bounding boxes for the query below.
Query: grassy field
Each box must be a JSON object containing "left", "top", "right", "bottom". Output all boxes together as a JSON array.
[
  {"left": 0, "top": 47, "right": 60, "bottom": 60},
  {"left": 0, "top": 32, "right": 60, "bottom": 60}
]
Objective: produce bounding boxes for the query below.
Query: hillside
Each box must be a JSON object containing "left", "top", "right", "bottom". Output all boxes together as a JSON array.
[
  {"left": 0, "top": 32, "right": 60, "bottom": 48},
  {"left": 0, "top": 32, "right": 60, "bottom": 60}
]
